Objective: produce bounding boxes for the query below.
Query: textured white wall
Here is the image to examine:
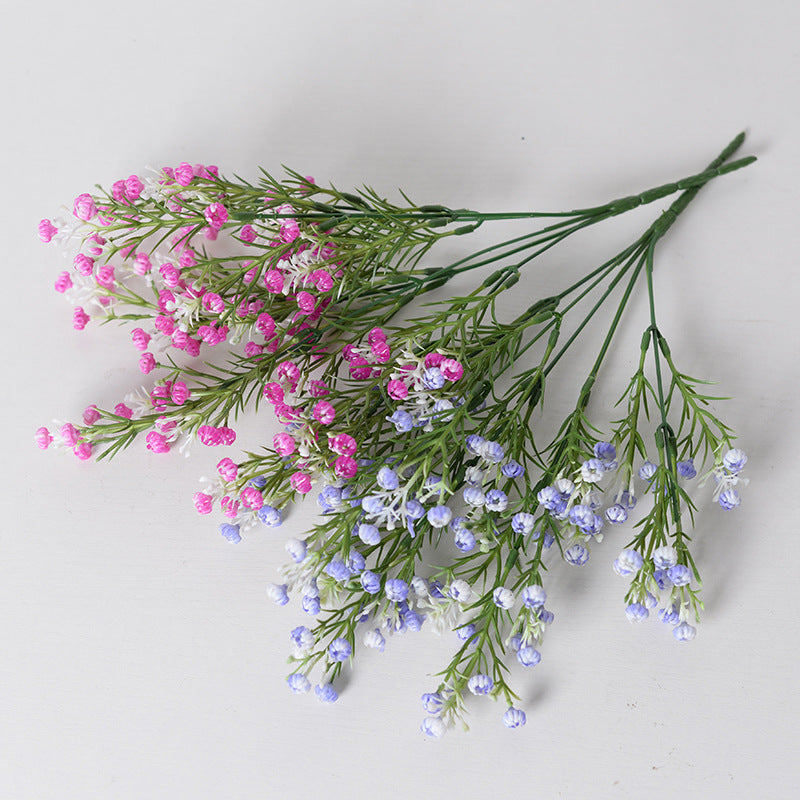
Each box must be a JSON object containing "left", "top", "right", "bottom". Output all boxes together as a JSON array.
[{"left": 2, "top": 1, "right": 797, "bottom": 798}]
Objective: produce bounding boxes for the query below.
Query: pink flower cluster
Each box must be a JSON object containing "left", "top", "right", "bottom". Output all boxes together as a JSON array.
[
  {"left": 343, "top": 327, "right": 393, "bottom": 380},
  {"left": 34, "top": 423, "right": 92, "bottom": 460},
  {"left": 262, "top": 368, "right": 357, "bottom": 493}
]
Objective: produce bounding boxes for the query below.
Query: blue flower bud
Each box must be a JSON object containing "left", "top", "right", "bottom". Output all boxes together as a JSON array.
[
  {"left": 249, "top": 476, "right": 268, "bottom": 489},
  {"left": 420, "top": 717, "right": 446, "bottom": 738},
  {"left": 377, "top": 466, "right": 400, "bottom": 491},
  {"left": 361, "top": 495, "right": 385, "bottom": 515},
  {"left": 463, "top": 486, "right": 485, "bottom": 506},
  {"left": 467, "top": 674, "right": 494, "bottom": 695},
  {"left": 625, "top": 602, "right": 649, "bottom": 622},
  {"left": 456, "top": 623, "right": 477, "bottom": 641},
  {"left": 659, "top": 605, "right": 680, "bottom": 624},
  {"left": 324, "top": 559, "right": 351, "bottom": 582},
  {"left": 285, "top": 538, "right": 307, "bottom": 563},
  {"left": 517, "top": 646, "right": 541, "bottom": 667},
  {"left": 361, "top": 570, "right": 381, "bottom": 594},
  {"left": 718, "top": 489, "right": 741, "bottom": 510},
  {"left": 502, "top": 707, "right": 527, "bottom": 729},
  {"left": 385, "top": 578, "right": 409, "bottom": 602},
  {"left": 449, "top": 515, "right": 468, "bottom": 533},
  {"left": 501, "top": 460, "right": 525, "bottom": 478},
  {"left": 422, "top": 367, "right": 446, "bottom": 389},
  {"left": 266, "top": 583, "right": 289, "bottom": 605},
  {"left": 722, "top": 448, "right": 747, "bottom": 474},
  {"left": 287, "top": 674, "right": 311, "bottom": 694},
  {"left": 605, "top": 504, "right": 628, "bottom": 524},
  {"left": 564, "top": 544, "right": 589, "bottom": 566},
  {"left": 257, "top": 505, "right": 282, "bottom": 527},
  {"left": 667, "top": 564, "right": 692, "bottom": 587},
  {"left": 388, "top": 410, "right": 414, "bottom": 432},
  {"left": 594, "top": 441, "right": 617, "bottom": 465},
  {"left": 569, "top": 504, "right": 595, "bottom": 531},
  {"left": 613, "top": 548, "right": 644, "bottom": 576},
  {"left": 580, "top": 458, "right": 605, "bottom": 483},
  {"left": 454, "top": 528, "right": 476, "bottom": 552},
  {"left": 427, "top": 505, "right": 452, "bottom": 528},
  {"left": 511, "top": 512, "right": 536, "bottom": 535},
  {"left": 538, "top": 608, "right": 554, "bottom": 624},
  {"left": 673, "top": 622, "right": 697, "bottom": 642},
  {"left": 465, "top": 434, "right": 485, "bottom": 454},
  {"left": 481, "top": 440, "right": 505, "bottom": 463},
  {"left": 290, "top": 625, "right": 313, "bottom": 649},
  {"left": 521, "top": 584, "right": 547, "bottom": 608},
  {"left": 302, "top": 594, "right": 321, "bottom": 615},
  {"left": 220, "top": 523, "right": 241, "bottom": 543},
  {"left": 405, "top": 498, "right": 425, "bottom": 519},
  {"left": 638, "top": 461, "right": 657, "bottom": 481},
  {"left": 485, "top": 489, "right": 508, "bottom": 512},
  {"left": 328, "top": 637, "right": 352, "bottom": 661},
  {"left": 357, "top": 523, "right": 381, "bottom": 546},
  {"left": 315, "top": 683, "right": 338, "bottom": 703},
  {"left": 421, "top": 692, "right": 444, "bottom": 715},
  {"left": 347, "top": 551, "right": 365, "bottom": 574},
  {"left": 677, "top": 459, "right": 697, "bottom": 479},
  {"left": 363, "top": 628, "right": 385, "bottom": 651}
]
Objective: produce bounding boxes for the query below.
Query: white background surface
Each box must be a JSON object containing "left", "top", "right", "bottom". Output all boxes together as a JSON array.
[{"left": 2, "top": 2, "right": 799, "bottom": 798}]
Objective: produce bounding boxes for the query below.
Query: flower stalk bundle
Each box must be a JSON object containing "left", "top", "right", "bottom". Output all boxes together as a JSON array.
[{"left": 36, "top": 133, "right": 755, "bottom": 735}]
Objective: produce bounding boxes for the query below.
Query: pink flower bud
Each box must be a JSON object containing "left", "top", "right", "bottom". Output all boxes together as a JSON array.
[
  {"left": 38, "top": 219, "right": 58, "bottom": 243},
  {"left": 174, "top": 162, "right": 195, "bottom": 186},
  {"left": 329, "top": 433, "right": 357, "bottom": 456},
  {"left": 74, "top": 442, "right": 93, "bottom": 460},
  {"left": 95, "top": 265, "right": 115, "bottom": 289},
  {"left": 239, "top": 224, "right": 256, "bottom": 243},
  {"left": 185, "top": 338, "right": 201, "bottom": 357},
  {"left": 256, "top": 312, "right": 276, "bottom": 338},
  {"left": 263, "top": 269, "right": 284, "bottom": 294},
  {"left": 60, "top": 423, "right": 79, "bottom": 446},
  {"left": 112, "top": 180, "right": 126, "bottom": 202},
  {"left": 280, "top": 218, "right": 300, "bottom": 244},
  {"left": 440, "top": 358, "right": 464, "bottom": 381},
  {"left": 342, "top": 344, "right": 357, "bottom": 361},
  {"left": 424, "top": 352, "right": 445, "bottom": 368},
  {"left": 132, "top": 328, "right": 151, "bottom": 351},
  {"left": 178, "top": 248, "right": 197, "bottom": 269},
  {"left": 73, "top": 254, "right": 94, "bottom": 275},
  {"left": 197, "top": 425, "right": 221, "bottom": 446},
  {"left": 125, "top": 175, "right": 144, "bottom": 200},
  {"left": 86, "top": 233, "right": 106, "bottom": 256},
  {"left": 222, "top": 499, "right": 239, "bottom": 518},
  {"left": 73, "top": 193, "right": 97, "bottom": 221},
  {"left": 139, "top": 353, "right": 156, "bottom": 374},
  {"left": 368, "top": 327, "right": 387, "bottom": 345},
  {"left": 204, "top": 202, "right": 228, "bottom": 231},
  {"left": 159, "top": 263, "right": 181, "bottom": 288},
  {"left": 311, "top": 270, "right": 333, "bottom": 292},
  {"left": 387, "top": 379, "right": 408, "bottom": 400},
  {"left": 244, "top": 341, "right": 263, "bottom": 358},
  {"left": 334, "top": 455, "right": 358, "bottom": 479},
  {"left": 273, "top": 432, "right": 296, "bottom": 456},
  {"left": 194, "top": 492, "right": 213, "bottom": 514},
  {"left": 274, "top": 403, "right": 300, "bottom": 423},
  {"left": 154, "top": 315, "right": 175, "bottom": 335},
  {"left": 133, "top": 252, "right": 152, "bottom": 275},
  {"left": 171, "top": 381, "right": 189, "bottom": 405},
  {"left": 83, "top": 406, "right": 101, "bottom": 425},
  {"left": 290, "top": 472, "right": 313, "bottom": 494},
  {"left": 295, "top": 291, "right": 316, "bottom": 314},
  {"left": 73, "top": 307, "right": 90, "bottom": 330},
  {"left": 312, "top": 400, "right": 336, "bottom": 425},
  {"left": 171, "top": 330, "right": 188, "bottom": 351},
  {"left": 35, "top": 427, "right": 53, "bottom": 449},
  {"left": 308, "top": 380, "right": 329, "bottom": 397},
  {"left": 217, "top": 457, "right": 238, "bottom": 481},
  {"left": 218, "top": 427, "right": 236, "bottom": 445},
  {"left": 240, "top": 487, "right": 264, "bottom": 510},
  {"left": 114, "top": 403, "right": 133, "bottom": 419},
  {"left": 158, "top": 289, "right": 175, "bottom": 313},
  {"left": 277, "top": 361, "right": 301, "bottom": 388},
  {"left": 54, "top": 272, "right": 73, "bottom": 293},
  {"left": 371, "top": 340, "right": 391, "bottom": 363},
  {"left": 201, "top": 292, "right": 225, "bottom": 315},
  {"left": 262, "top": 382, "right": 284, "bottom": 404},
  {"left": 146, "top": 431, "right": 170, "bottom": 453}
]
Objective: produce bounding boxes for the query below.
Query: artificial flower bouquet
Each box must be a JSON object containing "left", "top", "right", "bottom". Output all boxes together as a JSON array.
[{"left": 36, "top": 133, "right": 754, "bottom": 736}]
